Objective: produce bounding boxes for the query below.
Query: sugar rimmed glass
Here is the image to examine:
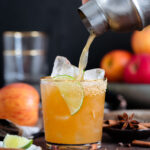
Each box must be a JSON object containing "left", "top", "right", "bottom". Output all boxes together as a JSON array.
[{"left": 41, "top": 76, "right": 107, "bottom": 149}]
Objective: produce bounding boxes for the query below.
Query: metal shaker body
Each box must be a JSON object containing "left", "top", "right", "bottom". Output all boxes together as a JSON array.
[{"left": 78, "top": 0, "right": 150, "bottom": 36}]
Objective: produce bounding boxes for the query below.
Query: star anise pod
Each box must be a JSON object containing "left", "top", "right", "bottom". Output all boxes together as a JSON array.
[{"left": 118, "top": 113, "right": 139, "bottom": 130}]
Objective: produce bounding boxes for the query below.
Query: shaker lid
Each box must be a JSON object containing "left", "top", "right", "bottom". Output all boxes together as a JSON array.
[
  {"left": 132, "top": 0, "right": 150, "bottom": 28},
  {"left": 78, "top": 0, "right": 109, "bottom": 36}
]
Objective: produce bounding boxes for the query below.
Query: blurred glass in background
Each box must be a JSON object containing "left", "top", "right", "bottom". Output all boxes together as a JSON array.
[{"left": 3, "top": 31, "right": 48, "bottom": 91}]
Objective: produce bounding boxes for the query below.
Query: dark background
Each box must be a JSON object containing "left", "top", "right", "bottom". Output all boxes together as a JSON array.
[{"left": 0, "top": 0, "right": 133, "bottom": 88}]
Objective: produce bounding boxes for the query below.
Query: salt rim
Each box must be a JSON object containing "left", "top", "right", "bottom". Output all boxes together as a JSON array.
[
  {"left": 41, "top": 77, "right": 107, "bottom": 96},
  {"left": 82, "top": 79, "right": 107, "bottom": 95}
]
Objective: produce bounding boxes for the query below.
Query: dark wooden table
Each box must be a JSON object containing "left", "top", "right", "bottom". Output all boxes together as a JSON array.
[{"left": 34, "top": 133, "right": 149, "bottom": 150}]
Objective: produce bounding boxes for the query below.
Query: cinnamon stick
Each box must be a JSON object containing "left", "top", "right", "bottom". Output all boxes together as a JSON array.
[
  {"left": 132, "top": 140, "right": 150, "bottom": 147},
  {"left": 137, "top": 124, "right": 148, "bottom": 130},
  {"left": 139, "top": 123, "right": 150, "bottom": 128},
  {"left": 103, "top": 120, "right": 119, "bottom": 127},
  {"left": 103, "top": 123, "right": 110, "bottom": 128}
]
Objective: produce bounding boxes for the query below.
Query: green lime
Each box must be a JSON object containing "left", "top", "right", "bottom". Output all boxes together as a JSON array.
[
  {"left": 3, "top": 134, "right": 33, "bottom": 149},
  {"left": 53, "top": 75, "right": 84, "bottom": 115},
  {"left": 53, "top": 75, "right": 75, "bottom": 80}
]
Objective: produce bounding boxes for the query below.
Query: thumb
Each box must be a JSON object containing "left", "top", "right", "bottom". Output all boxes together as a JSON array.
[{"left": 82, "top": 0, "right": 89, "bottom": 4}]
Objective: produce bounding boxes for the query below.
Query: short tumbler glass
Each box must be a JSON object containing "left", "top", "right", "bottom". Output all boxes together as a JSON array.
[
  {"left": 3, "top": 31, "right": 48, "bottom": 92},
  {"left": 41, "top": 77, "right": 107, "bottom": 150}
]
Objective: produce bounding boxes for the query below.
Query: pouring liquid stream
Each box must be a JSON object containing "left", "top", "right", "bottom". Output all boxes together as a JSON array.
[{"left": 77, "top": 32, "right": 96, "bottom": 80}]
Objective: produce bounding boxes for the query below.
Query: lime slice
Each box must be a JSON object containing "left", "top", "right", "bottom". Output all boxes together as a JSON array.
[
  {"left": 53, "top": 75, "right": 84, "bottom": 115},
  {"left": 53, "top": 75, "right": 75, "bottom": 80},
  {"left": 3, "top": 134, "right": 33, "bottom": 149}
]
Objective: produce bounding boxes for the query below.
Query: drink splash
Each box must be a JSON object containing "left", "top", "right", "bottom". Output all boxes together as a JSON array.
[{"left": 77, "top": 32, "right": 96, "bottom": 80}]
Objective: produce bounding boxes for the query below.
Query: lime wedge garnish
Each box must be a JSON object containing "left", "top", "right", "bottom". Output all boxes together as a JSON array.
[
  {"left": 53, "top": 75, "right": 84, "bottom": 115},
  {"left": 53, "top": 75, "right": 75, "bottom": 80},
  {"left": 3, "top": 134, "right": 33, "bottom": 149}
]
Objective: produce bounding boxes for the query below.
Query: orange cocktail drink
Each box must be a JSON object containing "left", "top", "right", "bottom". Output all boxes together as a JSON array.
[{"left": 41, "top": 76, "right": 107, "bottom": 149}]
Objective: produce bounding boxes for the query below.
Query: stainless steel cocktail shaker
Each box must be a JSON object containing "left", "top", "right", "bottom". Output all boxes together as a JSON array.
[{"left": 78, "top": 0, "right": 150, "bottom": 36}]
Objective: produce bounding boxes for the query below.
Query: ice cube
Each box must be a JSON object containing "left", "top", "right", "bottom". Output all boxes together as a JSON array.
[
  {"left": 84, "top": 69, "right": 105, "bottom": 80},
  {"left": 51, "top": 56, "right": 79, "bottom": 78},
  {"left": 51, "top": 56, "right": 105, "bottom": 80}
]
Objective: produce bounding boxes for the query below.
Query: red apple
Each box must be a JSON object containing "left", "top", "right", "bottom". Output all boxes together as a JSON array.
[
  {"left": 100, "top": 50, "right": 132, "bottom": 82},
  {"left": 0, "top": 83, "right": 40, "bottom": 126},
  {"left": 82, "top": 0, "right": 89, "bottom": 4},
  {"left": 124, "top": 54, "right": 150, "bottom": 83}
]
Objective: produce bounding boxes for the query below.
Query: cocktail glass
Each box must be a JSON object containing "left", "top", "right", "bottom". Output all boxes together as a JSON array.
[{"left": 41, "top": 76, "right": 107, "bottom": 149}]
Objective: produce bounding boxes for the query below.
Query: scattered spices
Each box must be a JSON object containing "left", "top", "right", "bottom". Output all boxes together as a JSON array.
[
  {"left": 132, "top": 140, "right": 150, "bottom": 147},
  {"left": 127, "top": 143, "right": 131, "bottom": 147},
  {"left": 103, "top": 113, "right": 150, "bottom": 130},
  {"left": 0, "top": 119, "right": 22, "bottom": 140},
  {"left": 118, "top": 142, "right": 124, "bottom": 147},
  {"left": 118, "top": 113, "right": 139, "bottom": 129},
  {"left": 118, "top": 142, "right": 131, "bottom": 147},
  {"left": 104, "top": 113, "right": 150, "bottom": 148}
]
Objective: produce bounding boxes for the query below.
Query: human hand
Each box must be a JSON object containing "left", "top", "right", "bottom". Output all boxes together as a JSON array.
[{"left": 82, "top": 0, "right": 89, "bottom": 4}]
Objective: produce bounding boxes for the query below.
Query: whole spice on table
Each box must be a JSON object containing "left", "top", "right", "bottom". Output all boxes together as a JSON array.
[
  {"left": 103, "top": 113, "right": 150, "bottom": 130},
  {"left": 118, "top": 113, "right": 139, "bottom": 129}
]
